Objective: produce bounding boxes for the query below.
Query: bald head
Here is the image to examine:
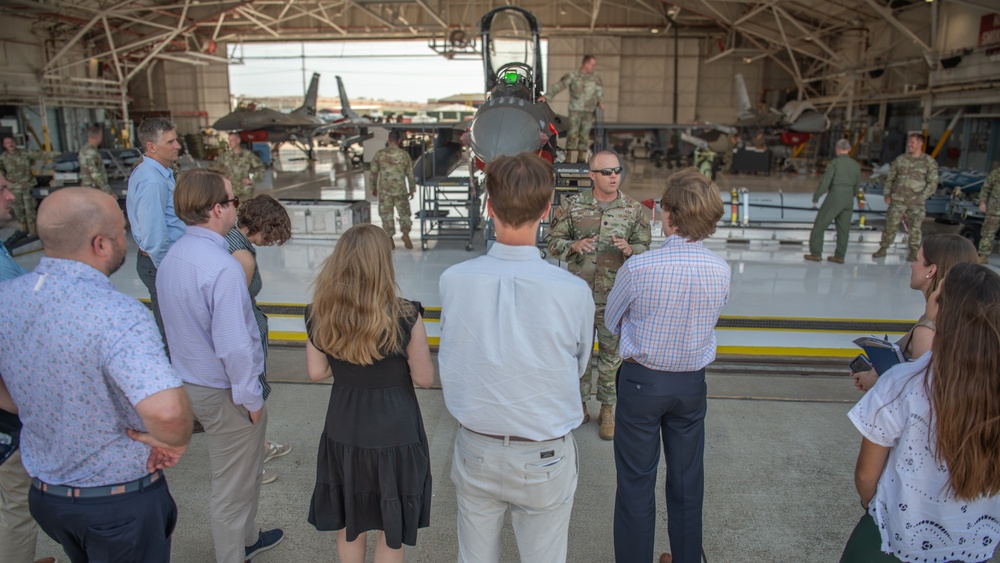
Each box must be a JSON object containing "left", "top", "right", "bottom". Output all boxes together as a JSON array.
[{"left": 38, "top": 188, "right": 121, "bottom": 256}]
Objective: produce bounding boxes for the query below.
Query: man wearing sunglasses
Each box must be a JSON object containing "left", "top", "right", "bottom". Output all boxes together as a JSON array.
[
  {"left": 156, "top": 169, "right": 283, "bottom": 563},
  {"left": 548, "top": 151, "right": 651, "bottom": 441}
]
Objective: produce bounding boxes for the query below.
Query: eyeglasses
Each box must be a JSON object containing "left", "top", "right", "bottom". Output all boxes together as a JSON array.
[
  {"left": 218, "top": 197, "right": 240, "bottom": 209},
  {"left": 590, "top": 167, "right": 622, "bottom": 176}
]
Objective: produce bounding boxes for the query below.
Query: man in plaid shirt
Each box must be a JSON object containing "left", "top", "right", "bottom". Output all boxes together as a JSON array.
[{"left": 606, "top": 167, "right": 731, "bottom": 563}]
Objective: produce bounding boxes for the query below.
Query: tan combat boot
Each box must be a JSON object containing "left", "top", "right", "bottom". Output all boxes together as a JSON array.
[
  {"left": 906, "top": 249, "right": 918, "bottom": 262},
  {"left": 580, "top": 402, "right": 590, "bottom": 426},
  {"left": 871, "top": 247, "right": 887, "bottom": 258},
  {"left": 389, "top": 237, "right": 396, "bottom": 250},
  {"left": 401, "top": 232, "right": 413, "bottom": 250},
  {"left": 598, "top": 404, "right": 614, "bottom": 440},
  {"left": 980, "top": 254, "right": 990, "bottom": 265},
  {"left": 567, "top": 150, "right": 578, "bottom": 164}
]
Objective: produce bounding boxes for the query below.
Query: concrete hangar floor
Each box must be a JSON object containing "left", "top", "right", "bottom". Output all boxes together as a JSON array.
[{"left": 11, "top": 145, "right": 998, "bottom": 563}]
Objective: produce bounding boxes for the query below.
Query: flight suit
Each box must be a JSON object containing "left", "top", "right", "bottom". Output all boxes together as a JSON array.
[
  {"left": 877, "top": 152, "right": 939, "bottom": 258},
  {"left": 549, "top": 70, "right": 603, "bottom": 161},
  {"left": 808, "top": 154, "right": 861, "bottom": 260},
  {"left": 370, "top": 145, "right": 415, "bottom": 238},
  {"left": 216, "top": 148, "right": 265, "bottom": 200},
  {"left": 548, "top": 189, "right": 651, "bottom": 406},
  {"left": 0, "top": 149, "right": 56, "bottom": 234},
  {"left": 978, "top": 167, "right": 1000, "bottom": 261},
  {"left": 78, "top": 144, "right": 114, "bottom": 195}
]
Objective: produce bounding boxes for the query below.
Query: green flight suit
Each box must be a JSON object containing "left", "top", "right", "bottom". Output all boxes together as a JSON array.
[{"left": 809, "top": 154, "right": 861, "bottom": 259}]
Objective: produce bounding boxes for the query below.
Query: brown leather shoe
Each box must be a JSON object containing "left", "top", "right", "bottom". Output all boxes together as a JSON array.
[
  {"left": 192, "top": 418, "right": 205, "bottom": 434},
  {"left": 580, "top": 402, "right": 590, "bottom": 426},
  {"left": 803, "top": 254, "right": 821, "bottom": 262},
  {"left": 827, "top": 256, "right": 844, "bottom": 264},
  {"left": 659, "top": 553, "right": 673, "bottom": 563},
  {"left": 599, "top": 404, "right": 614, "bottom": 440},
  {"left": 402, "top": 232, "right": 413, "bottom": 249}
]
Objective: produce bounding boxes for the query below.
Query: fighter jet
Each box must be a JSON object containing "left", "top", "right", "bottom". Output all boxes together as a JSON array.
[
  {"left": 212, "top": 72, "right": 329, "bottom": 159},
  {"left": 467, "top": 6, "right": 565, "bottom": 168},
  {"left": 735, "top": 73, "right": 829, "bottom": 137}
]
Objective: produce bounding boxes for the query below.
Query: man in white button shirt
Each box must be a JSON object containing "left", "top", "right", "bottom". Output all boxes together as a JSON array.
[{"left": 439, "top": 152, "right": 595, "bottom": 563}]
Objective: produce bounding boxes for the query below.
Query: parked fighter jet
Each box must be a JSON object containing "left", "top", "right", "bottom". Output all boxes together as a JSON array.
[
  {"left": 735, "top": 73, "right": 829, "bottom": 137},
  {"left": 212, "top": 72, "right": 330, "bottom": 159},
  {"left": 467, "top": 6, "right": 566, "bottom": 168}
]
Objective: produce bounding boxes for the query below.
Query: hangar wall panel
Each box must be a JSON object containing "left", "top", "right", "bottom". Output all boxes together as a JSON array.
[{"left": 617, "top": 37, "right": 698, "bottom": 124}]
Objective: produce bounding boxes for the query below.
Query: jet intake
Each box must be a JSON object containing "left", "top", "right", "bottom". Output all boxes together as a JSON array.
[{"left": 469, "top": 97, "right": 548, "bottom": 163}]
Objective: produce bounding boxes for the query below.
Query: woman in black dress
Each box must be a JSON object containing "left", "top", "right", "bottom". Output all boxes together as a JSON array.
[{"left": 305, "top": 224, "right": 434, "bottom": 563}]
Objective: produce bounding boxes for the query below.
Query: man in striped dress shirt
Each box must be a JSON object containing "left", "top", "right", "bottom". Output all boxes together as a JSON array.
[{"left": 606, "top": 168, "right": 731, "bottom": 563}]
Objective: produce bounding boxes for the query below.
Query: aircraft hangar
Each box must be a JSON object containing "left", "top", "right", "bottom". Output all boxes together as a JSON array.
[
  {"left": 0, "top": 0, "right": 998, "bottom": 162},
  {"left": 4, "top": 3, "right": 1000, "bottom": 563}
]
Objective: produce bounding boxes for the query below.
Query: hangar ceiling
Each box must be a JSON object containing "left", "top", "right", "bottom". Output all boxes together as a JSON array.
[{"left": 0, "top": 0, "right": 997, "bottom": 111}]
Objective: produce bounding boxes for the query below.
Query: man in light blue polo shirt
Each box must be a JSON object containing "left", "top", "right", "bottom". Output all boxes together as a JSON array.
[
  {"left": 125, "top": 118, "right": 185, "bottom": 345},
  {"left": 0, "top": 187, "right": 192, "bottom": 563}
]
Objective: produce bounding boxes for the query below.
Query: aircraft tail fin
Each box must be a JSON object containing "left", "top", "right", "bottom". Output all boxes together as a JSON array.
[
  {"left": 735, "top": 73, "right": 753, "bottom": 118},
  {"left": 336, "top": 76, "right": 361, "bottom": 120},
  {"left": 293, "top": 73, "right": 320, "bottom": 116}
]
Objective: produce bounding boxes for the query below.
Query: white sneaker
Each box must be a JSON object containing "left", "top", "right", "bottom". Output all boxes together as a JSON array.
[
  {"left": 262, "top": 468, "right": 277, "bottom": 485},
  {"left": 264, "top": 441, "right": 292, "bottom": 463}
]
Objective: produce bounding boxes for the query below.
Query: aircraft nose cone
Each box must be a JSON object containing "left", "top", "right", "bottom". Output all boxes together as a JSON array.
[{"left": 470, "top": 102, "right": 542, "bottom": 163}]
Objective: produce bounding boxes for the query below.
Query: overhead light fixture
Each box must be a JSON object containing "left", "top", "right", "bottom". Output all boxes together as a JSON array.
[
  {"left": 743, "top": 57, "right": 753, "bottom": 64},
  {"left": 651, "top": 28, "right": 660, "bottom": 34}
]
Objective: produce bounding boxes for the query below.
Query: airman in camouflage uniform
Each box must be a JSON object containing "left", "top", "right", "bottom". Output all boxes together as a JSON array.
[
  {"left": 545, "top": 55, "right": 603, "bottom": 163},
  {"left": 547, "top": 150, "right": 651, "bottom": 440},
  {"left": 0, "top": 136, "right": 57, "bottom": 235},
  {"left": 78, "top": 125, "right": 114, "bottom": 196},
  {"left": 370, "top": 130, "right": 416, "bottom": 249},
  {"left": 216, "top": 132, "right": 265, "bottom": 200},
  {"left": 873, "top": 133, "right": 939, "bottom": 262},
  {"left": 977, "top": 167, "right": 1000, "bottom": 264}
]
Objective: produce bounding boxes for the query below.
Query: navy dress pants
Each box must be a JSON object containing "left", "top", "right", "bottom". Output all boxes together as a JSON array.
[{"left": 613, "top": 362, "right": 707, "bottom": 563}]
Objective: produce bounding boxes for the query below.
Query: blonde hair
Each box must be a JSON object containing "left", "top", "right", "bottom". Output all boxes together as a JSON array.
[{"left": 308, "top": 224, "right": 413, "bottom": 365}]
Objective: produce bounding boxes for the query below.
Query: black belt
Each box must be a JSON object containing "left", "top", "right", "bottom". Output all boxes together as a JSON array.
[{"left": 32, "top": 470, "right": 163, "bottom": 498}]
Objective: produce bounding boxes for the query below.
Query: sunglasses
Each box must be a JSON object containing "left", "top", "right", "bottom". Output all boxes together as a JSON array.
[
  {"left": 218, "top": 197, "right": 240, "bottom": 209},
  {"left": 590, "top": 167, "right": 622, "bottom": 176}
]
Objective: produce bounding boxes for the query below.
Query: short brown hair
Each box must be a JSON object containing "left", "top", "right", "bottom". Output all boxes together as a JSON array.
[
  {"left": 582, "top": 54, "right": 596, "bottom": 65},
  {"left": 238, "top": 194, "right": 292, "bottom": 246},
  {"left": 485, "top": 152, "right": 553, "bottom": 228},
  {"left": 908, "top": 132, "right": 926, "bottom": 144},
  {"left": 174, "top": 168, "right": 228, "bottom": 226},
  {"left": 660, "top": 168, "right": 724, "bottom": 241}
]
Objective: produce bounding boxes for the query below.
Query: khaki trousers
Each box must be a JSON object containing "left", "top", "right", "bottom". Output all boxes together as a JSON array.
[
  {"left": 184, "top": 383, "right": 267, "bottom": 563},
  {"left": 0, "top": 449, "right": 38, "bottom": 563}
]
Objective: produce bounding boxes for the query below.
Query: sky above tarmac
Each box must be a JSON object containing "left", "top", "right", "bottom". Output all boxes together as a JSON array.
[{"left": 227, "top": 41, "right": 487, "bottom": 103}]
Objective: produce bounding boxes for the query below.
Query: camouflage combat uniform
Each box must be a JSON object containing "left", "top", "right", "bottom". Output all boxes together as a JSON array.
[
  {"left": 977, "top": 167, "right": 1000, "bottom": 261},
  {"left": 877, "top": 152, "right": 939, "bottom": 258},
  {"left": 78, "top": 144, "right": 114, "bottom": 195},
  {"left": 809, "top": 154, "right": 861, "bottom": 260},
  {"left": 370, "top": 145, "right": 415, "bottom": 238},
  {"left": 548, "top": 70, "right": 603, "bottom": 159},
  {"left": 216, "top": 148, "right": 265, "bottom": 200},
  {"left": 547, "top": 189, "right": 651, "bottom": 406},
  {"left": 0, "top": 148, "right": 55, "bottom": 233}
]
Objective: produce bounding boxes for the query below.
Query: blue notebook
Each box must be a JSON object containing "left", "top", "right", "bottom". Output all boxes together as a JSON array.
[{"left": 853, "top": 336, "right": 905, "bottom": 375}]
